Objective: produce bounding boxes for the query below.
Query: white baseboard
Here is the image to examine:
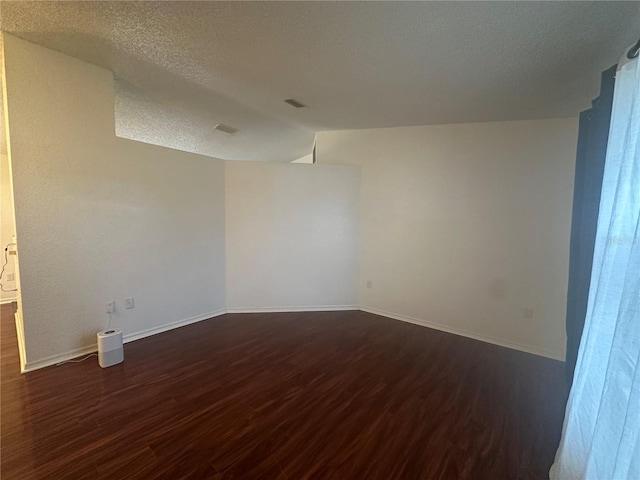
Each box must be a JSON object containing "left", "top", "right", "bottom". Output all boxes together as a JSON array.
[
  {"left": 22, "top": 343, "right": 99, "bottom": 373},
  {"left": 22, "top": 309, "right": 227, "bottom": 373},
  {"left": 226, "top": 305, "right": 360, "bottom": 314},
  {"left": 15, "top": 310, "right": 26, "bottom": 372},
  {"left": 1, "top": 297, "right": 17, "bottom": 305},
  {"left": 360, "top": 306, "right": 565, "bottom": 362},
  {"left": 21, "top": 304, "right": 563, "bottom": 372},
  {"left": 123, "top": 309, "right": 226, "bottom": 343}
]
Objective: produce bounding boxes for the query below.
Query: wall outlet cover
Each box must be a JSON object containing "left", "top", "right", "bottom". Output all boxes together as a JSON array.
[
  {"left": 125, "top": 297, "right": 135, "bottom": 309},
  {"left": 106, "top": 301, "right": 116, "bottom": 314}
]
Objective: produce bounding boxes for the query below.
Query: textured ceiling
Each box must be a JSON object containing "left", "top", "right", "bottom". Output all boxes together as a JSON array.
[{"left": 1, "top": 1, "right": 638, "bottom": 160}]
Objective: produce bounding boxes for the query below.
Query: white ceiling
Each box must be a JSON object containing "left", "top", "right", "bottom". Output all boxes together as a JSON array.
[{"left": 1, "top": 1, "right": 638, "bottom": 160}]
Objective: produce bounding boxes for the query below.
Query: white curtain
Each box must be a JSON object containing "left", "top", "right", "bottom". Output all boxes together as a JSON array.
[{"left": 550, "top": 49, "right": 640, "bottom": 479}]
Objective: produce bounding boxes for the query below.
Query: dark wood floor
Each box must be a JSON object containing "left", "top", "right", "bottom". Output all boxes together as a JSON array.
[{"left": 1, "top": 302, "right": 568, "bottom": 479}]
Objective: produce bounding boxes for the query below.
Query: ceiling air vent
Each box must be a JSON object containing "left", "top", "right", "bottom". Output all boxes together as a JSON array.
[
  {"left": 213, "top": 123, "right": 238, "bottom": 135},
  {"left": 284, "top": 98, "right": 306, "bottom": 108}
]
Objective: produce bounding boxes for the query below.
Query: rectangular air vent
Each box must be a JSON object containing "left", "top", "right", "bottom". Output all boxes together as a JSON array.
[
  {"left": 213, "top": 123, "right": 238, "bottom": 135},
  {"left": 284, "top": 98, "right": 306, "bottom": 108}
]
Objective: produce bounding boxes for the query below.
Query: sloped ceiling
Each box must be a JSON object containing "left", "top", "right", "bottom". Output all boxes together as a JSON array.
[{"left": 1, "top": 1, "right": 638, "bottom": 161}]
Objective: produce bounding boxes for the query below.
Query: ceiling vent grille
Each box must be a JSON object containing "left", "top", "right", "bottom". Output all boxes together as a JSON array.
[
  {"left": 284, "top": 98, "right": 306, "bottom": 108},
  {"left": 213, "top": 123, "right": 238, "bottom": 135}
]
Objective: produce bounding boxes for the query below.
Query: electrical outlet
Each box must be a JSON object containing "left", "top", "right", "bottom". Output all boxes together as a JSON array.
[
  {"left": 125, "top": 297, "right": 135, "bottom": 309},
  {"left": 366, "top": 280, "right": 373, "bottom": 289},
  {"left": 524, "top": 308, "right": 534, "bottom": 319},
  {"left": 7, "top": 273, "right": 15, "bottom": 281},
  {"left": 106, "top": 301, "right": 116, "bottom": 314}
]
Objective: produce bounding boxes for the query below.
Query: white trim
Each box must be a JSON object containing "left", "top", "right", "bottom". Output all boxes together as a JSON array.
[
  {"left": 360, "top": 306, "right": 566, "bottom": 362},
  {"left": 1, "top": 297, "right": 17, "bottom": 305},
  {"left": 21, "top": 305, "right": 564, "bottom": 372},
  {"left": 22, "top": 343, "right": 98, "bottom": 373},
  {"left": 15, "top": 310, "right": 26, "bottom": 372},
  {"left": 123, "top": 309, "right": 226, "bottom": 343},
  {"left": 226, "top": 305, "right": 360, "bottom": 314},
  {"left": 22, "top": 309, "right": 227, "bottom": 373}
]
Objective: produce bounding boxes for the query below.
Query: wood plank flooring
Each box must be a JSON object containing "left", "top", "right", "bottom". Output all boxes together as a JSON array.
[{"left": 1, "top": 303, "right": 568, "bottom": 479}]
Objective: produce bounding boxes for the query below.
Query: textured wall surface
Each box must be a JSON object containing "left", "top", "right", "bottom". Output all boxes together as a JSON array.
[
  {"left": 225, "top": 162, "right": 360, "bottom": 310},
  {"left": 318, "top": 119, "right": 579, "bottom": 360},
  {"left": 3, "top": 34, "right": 226, "bottom": 365}
]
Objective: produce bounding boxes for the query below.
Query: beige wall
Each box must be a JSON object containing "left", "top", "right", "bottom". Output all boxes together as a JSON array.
[
  {"left": 0, "top": 153, "right": 17, "bottom": 303},
  {"left": 3, "top": 34, "right": 227, "bottom": 369},
  {"left": 225, "top": 162, "right": 360, "bottom": 311},
  {"left": 318, "top": 118, "right": 578, "bottom": 360}
]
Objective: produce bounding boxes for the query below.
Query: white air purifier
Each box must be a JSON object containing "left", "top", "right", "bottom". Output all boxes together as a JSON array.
[{"left": 97, "top": 329, "right": 124, "bottom": 368}]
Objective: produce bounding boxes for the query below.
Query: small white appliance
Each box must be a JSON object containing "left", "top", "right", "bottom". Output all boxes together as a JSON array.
[{"left": 97, "top": 329, "right": 124, "bottom": 368}]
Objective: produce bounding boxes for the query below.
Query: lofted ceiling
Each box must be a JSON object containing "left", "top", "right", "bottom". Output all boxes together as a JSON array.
[{"left": 1, "top": 1, "right": 638, "bottom": 160}]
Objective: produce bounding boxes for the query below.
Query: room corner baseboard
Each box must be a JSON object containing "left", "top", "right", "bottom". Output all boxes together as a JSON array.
[
  {"left": 21, "top": 305, "right": 564, "bottom": 372},
  {"left": 22, "top": 309, "right": 227, "bottom": 373},
  {"left": 226, "top": 305, "right": 360, "bottom": 314},
  {"left": 22, "top": 344, "right": 99, "bottom": 373},
  {"left": 360, "top": 306, "right": 565, "bottom": 362},
  {"left": 123, "top": 309, "right": 227, "bottom": 344}
]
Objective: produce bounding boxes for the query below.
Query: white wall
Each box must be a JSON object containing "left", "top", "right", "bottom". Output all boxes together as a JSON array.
[
  {"left": 3, "top": 33, "right": 579, "bottom": 367},
  {"left": 2, "top": 34, "right": 226, "bottom": 368},
  {"left": 225, "top": 162, "right": 360, "bottom": 311},
  {"left": 318, "top": 119, "right": 578, "bottom": 360},
  {"left": 0, "top": 153, "right": 17, "bottom": 302}
]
